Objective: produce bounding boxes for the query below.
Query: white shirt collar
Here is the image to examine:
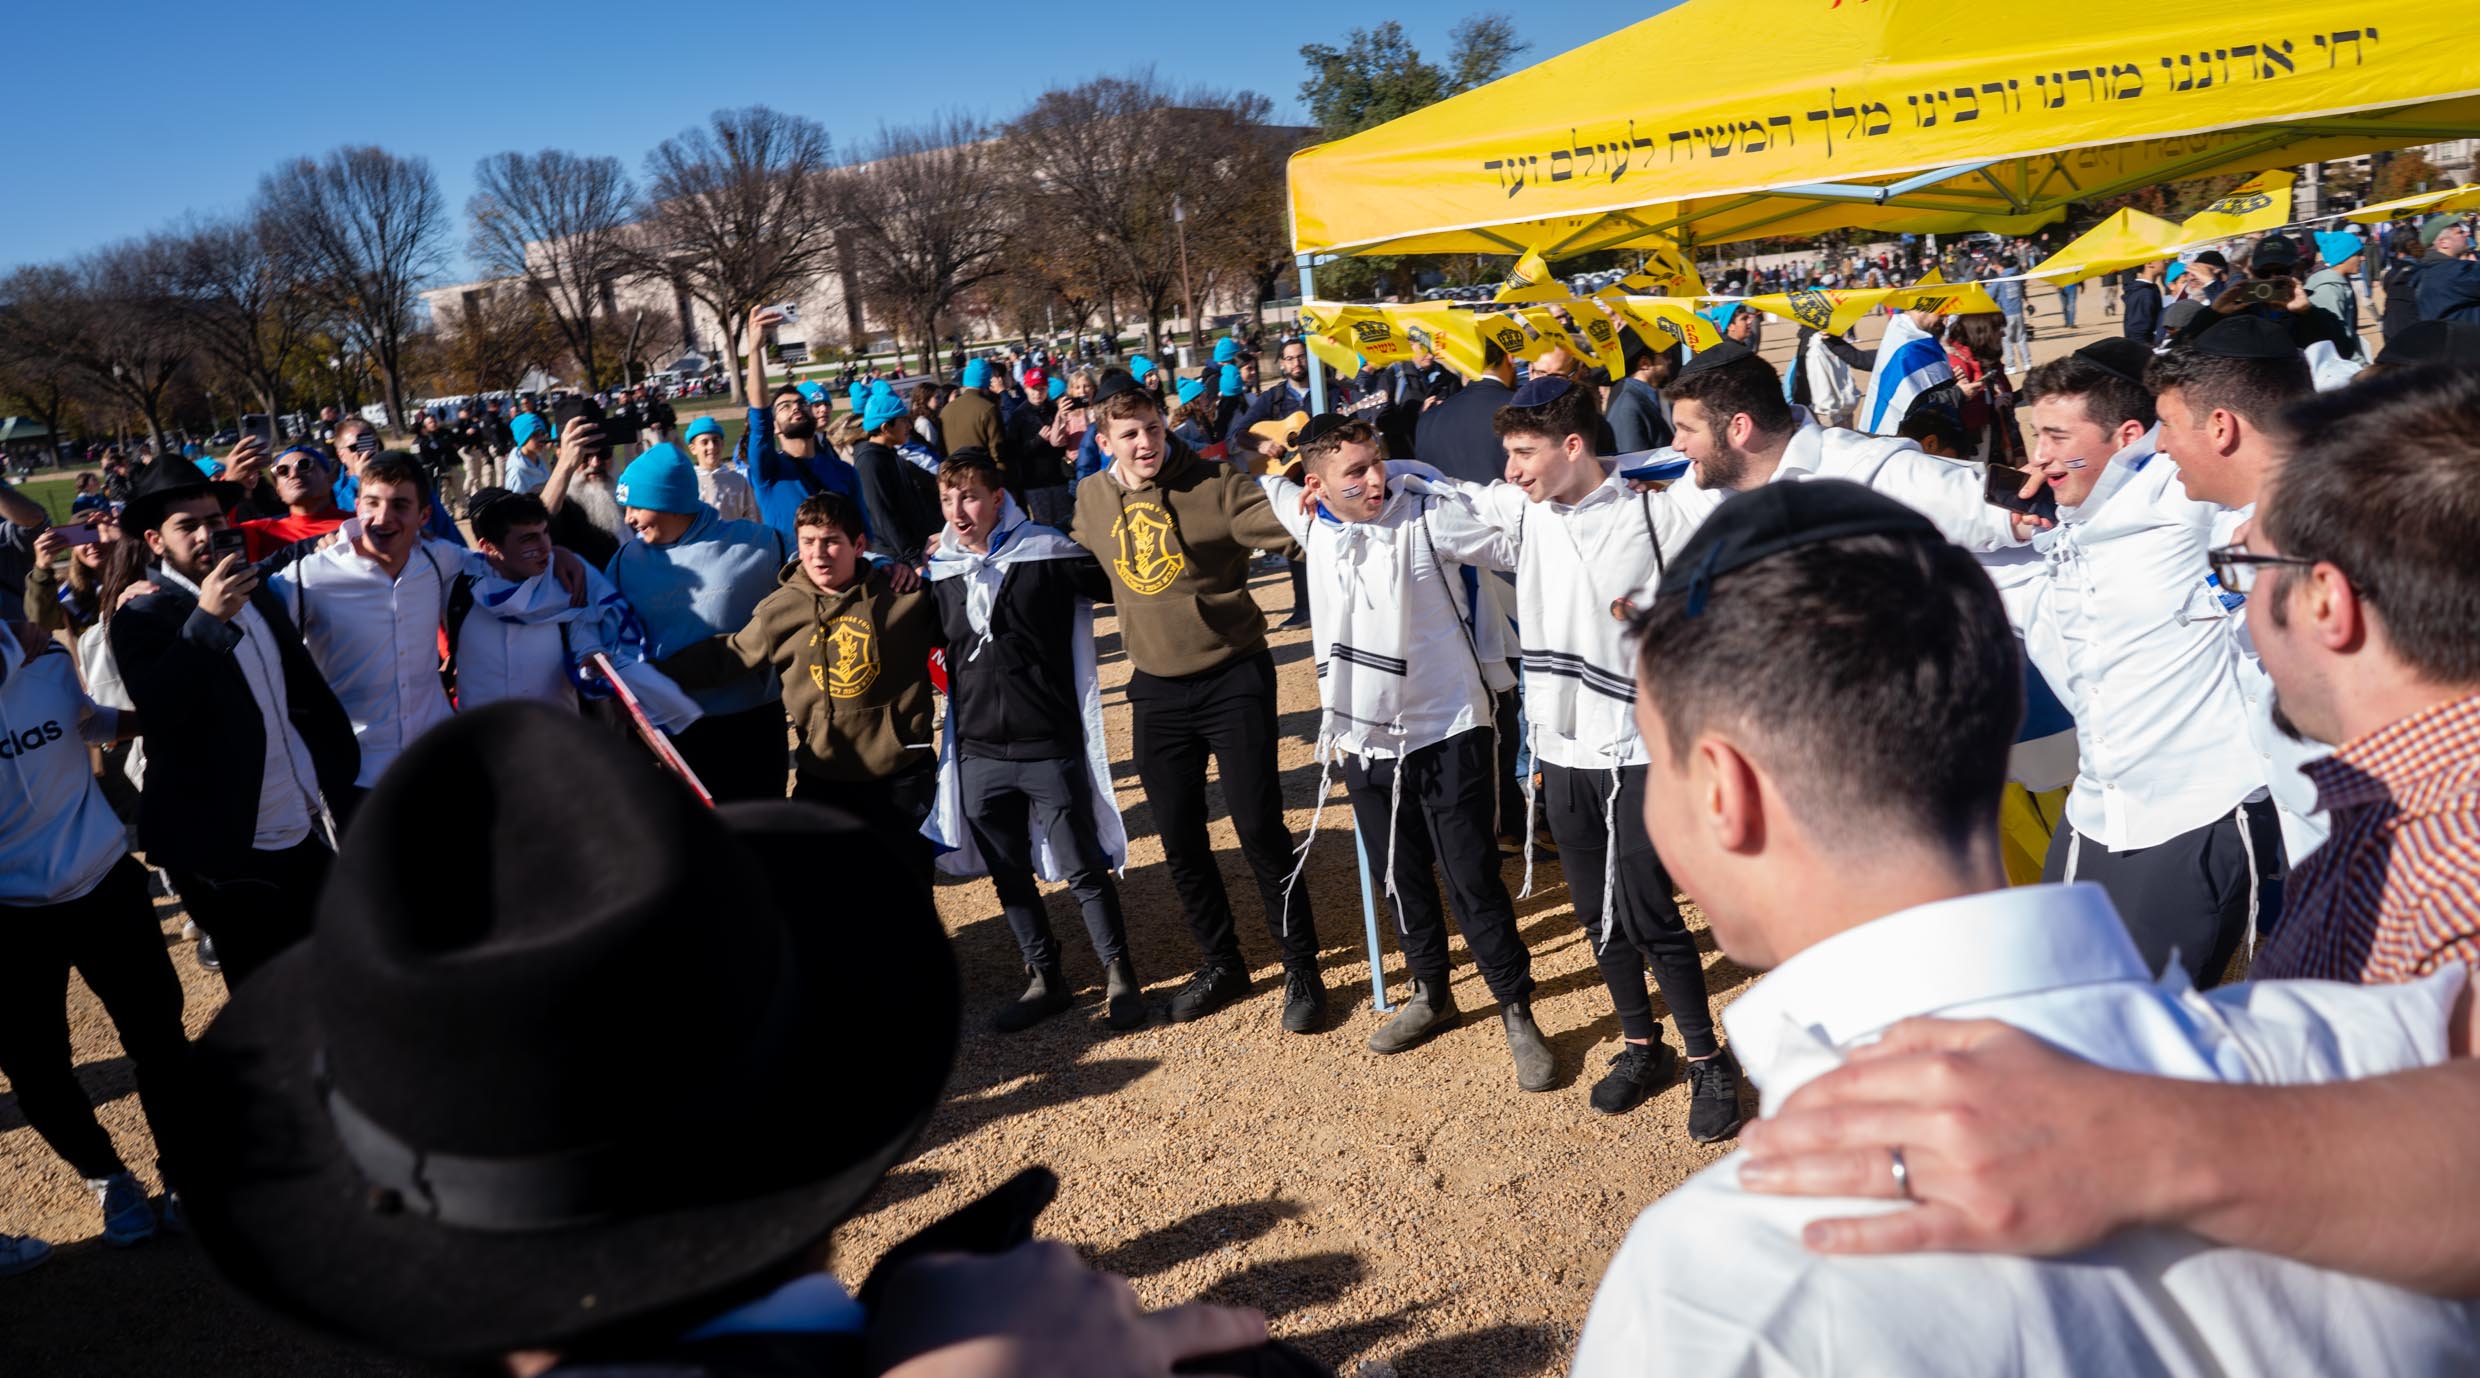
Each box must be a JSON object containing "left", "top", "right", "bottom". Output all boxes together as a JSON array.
[{"left": 1722, "top": 883, "right": 2145, "bottom": 1108}]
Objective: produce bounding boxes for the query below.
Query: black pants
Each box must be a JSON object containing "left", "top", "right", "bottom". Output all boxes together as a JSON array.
[
  {"left": 0, "top": 857, "right": 187, "bottom": 1181},
  {"left": 1538, "top": 762, "right": 1717, "bottom": 1055},
  {"left": 794, "top": 759, "right": 937, "bottom": 884},
  {"left": 1128, "top": 651, "right": 1319, "bottom": 971},
  {"left": 168, "top": 836, "right": 332, "bottom": 990},
  {"left": 675, "top": 701, "right": 791, "bottom": 803},
  {"left": 1494, "top": 679, "right": 1524, "bottom": 839},
  {"left": 1343, "top": 728, "right": 1531, "bottom": 1005},
  {"left": 961, "top": 754, "right": 1127, "bottom": 971},
  {"left": 2045, "top": 798, "right": 2285, "bottom": 988}
]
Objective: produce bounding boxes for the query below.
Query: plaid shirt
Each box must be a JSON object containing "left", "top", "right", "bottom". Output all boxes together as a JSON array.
[{"left": 2254, "top": 692, "right": 2480, "bottom": 983}]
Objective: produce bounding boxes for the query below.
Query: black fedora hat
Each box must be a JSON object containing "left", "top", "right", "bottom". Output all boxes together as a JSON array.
[
  {"left": 122, "top": 454, "right": 245, "bottom": 532},
  {"left": 172, "top": 702, "right": 959, "bottom": 1359}
]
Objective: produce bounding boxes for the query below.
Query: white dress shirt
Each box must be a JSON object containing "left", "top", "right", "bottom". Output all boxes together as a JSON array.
[
  {"left": 1571, "top": 883, "right": 2479, "bottom": 1378},
  {"left": 1653, "top": 407, "right": 2025, "bottom": 554},
  {"left": 267, "top": 526, "right": 472, "bottom": 788},
  {"left": 157, "top": 565, "right": 323, "bottom": 848},
  {"left": 2017, "top": 441, "right": 2265, "bottom": 850}
]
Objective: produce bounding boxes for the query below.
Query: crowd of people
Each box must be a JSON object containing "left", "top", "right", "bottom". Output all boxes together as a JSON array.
[{"left": 2, "top": 204, "right": 2477, "bottom": 1377}]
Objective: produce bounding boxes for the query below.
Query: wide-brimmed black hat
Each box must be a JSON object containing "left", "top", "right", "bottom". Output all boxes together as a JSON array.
[
  {"left": 122, "top": 453, "right": 244, "bottom": 532},
  {"left": 173, "top": 702, "right": 959, "bottom": 1359}
]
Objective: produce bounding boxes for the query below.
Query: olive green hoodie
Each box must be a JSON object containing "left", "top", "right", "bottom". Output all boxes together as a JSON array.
[
  {"left": 661, "top": 561, "right": 936, "bottom": 782},
  {"left": 1070, "top": 440, "right": 1301, "bottom": 678}
]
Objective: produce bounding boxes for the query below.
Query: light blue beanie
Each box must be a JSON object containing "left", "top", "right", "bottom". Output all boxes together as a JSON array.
[
  {"left": 1176, "top": 376, "right": 1205, "bottom": 406},
  {"left": 1130, "top": 355, "right": 1158, "bottom": 382},
  {"left": 683, "top": 415, "right": 724, "bottom": 442},
  {"left": 961, "top": 358, "right": 991, "bottom": 388},
  {"left": 613, "top": 443, "right": 703, "bottom": 515},
  {"left": 1218, "top": 363, "right": 1243, "bottom": 397},
  {"left": 863, "top": 391, "right": 911, "bottom": 431},
  {"left": 509, "top": 412, "right": 548, "bottom": 449},
  {"left": 1213, "top": 337, "right": 1239, "bottom": 363},
  {"left": 1047, "top": 376, "right": 1067, "bottom": 400}
]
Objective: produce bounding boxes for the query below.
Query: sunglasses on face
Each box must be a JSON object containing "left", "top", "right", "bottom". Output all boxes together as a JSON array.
[{"left": 271, "top": 459, "right": 327, "bottom": 478}]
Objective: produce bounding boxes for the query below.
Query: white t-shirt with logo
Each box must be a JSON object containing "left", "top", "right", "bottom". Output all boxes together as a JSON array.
[{"left": 0, "top": 647, "right": 126, "bottom": 906}]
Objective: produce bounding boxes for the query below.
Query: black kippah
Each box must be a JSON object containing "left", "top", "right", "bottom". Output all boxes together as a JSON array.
[
  {"left": 2072, "top": 337, "right": 2154, "bottom": 384},
  {"left": 2376, "top": 319, "right": 2480, "bottom": 371},
  {"left": 1508, "top": 374, "right": 1574, "bottom": 408},
  {"left": 2186, "top": 314, "right": 2299, "bottom": 360},
  {"left": 1676, "top": 339, "right": 1757, "bottom": 377},
  {"left": 1655, "top": 480, "right": 1942, "bottom": 619}
]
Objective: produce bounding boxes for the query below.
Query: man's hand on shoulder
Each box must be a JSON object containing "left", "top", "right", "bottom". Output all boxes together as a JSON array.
[{"left": 550, "top": 548, "right": 590, "bottom": 607}]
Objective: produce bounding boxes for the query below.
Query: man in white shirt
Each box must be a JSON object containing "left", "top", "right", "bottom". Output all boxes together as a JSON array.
[
  {"left": 1572, "top": 479, "right": 2479, "bottom": 1378},
  {"left": 266, "top": 454, "right": 463, "bottom": 802},
  {"left": 2014, "top": 340, "right": 2284, "bottom": 982},
  {"left": 2144, "top": 315, "right": 2327, "bottom": 863},
  {"left": 1653, "top": 341, "right": 2023, "bottom": 556}
]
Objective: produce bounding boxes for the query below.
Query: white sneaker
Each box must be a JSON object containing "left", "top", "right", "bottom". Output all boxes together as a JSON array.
[
  {"left": 88, "top": 1172, "right": 156, "bottom": 1247},
  {"left": 0, "top": 1233, "right": 51, "bottom": 1277}
]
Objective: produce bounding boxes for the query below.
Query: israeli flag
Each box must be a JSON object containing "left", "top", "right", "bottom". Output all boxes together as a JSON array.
[{"left": 1859, "top": 311, "right": 1955, "bottom": 436}]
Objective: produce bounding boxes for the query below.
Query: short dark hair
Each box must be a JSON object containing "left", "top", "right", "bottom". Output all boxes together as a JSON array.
[
  {"left": 937, "top": 450, "right": 1003, "bottom": 492},
  {"left": 1299, "top": 418, "right": 1381, "bottom": 472},
  {"left": 1897, "top": 406, "right": 1968, "bottom": 454},
  {"left": 473, "top": 490, "right": 550, "bottom": 546},
  {"left": 2263, "top": 368, "right": 2480, "bottom": 684},
  {"left": 794, "top": 491, "right": 866, "bottom": 541},
  {"left": 1660, "top": 354, "right": 1795, "bottom": 434},
  {"left": 1630, "top": 531, "right": 2020, "bottom": 853},
  {"left": 1492, "top": 379, "right": 1602, "bottom": 444},
  {"left": 356, "top": 453, "right": 430, "bottom": 503},
  {"left": 1481, "top": 340, "right": 1510, "bottom": 371},
  {"left": 2143, "top": 345, "right": 2312, "bottom": 433},
  {"left": 2022, "top": 354, "right": 2156, "bottom": 430},
  {"left": 771, "top": 385, "right": 804, "bottom": 407}
]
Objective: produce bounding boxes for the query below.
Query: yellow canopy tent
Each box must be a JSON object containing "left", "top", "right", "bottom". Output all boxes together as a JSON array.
[{"left": 1287, "top": 1, "right": 2480, "bottom": 260}]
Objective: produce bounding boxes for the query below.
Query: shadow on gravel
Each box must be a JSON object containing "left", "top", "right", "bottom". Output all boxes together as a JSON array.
[
  {"left": 0, "top": 1053, "right": 138, "bottom": 1135},
  {"left": 1086, "top": 1196, "right": 1305, "bottom": 1278},
  {"left": 1199, "top": 1249, "right": 1366, "bottom": 1318},
  {"left": 915, "top": 1056, "right": 1162, "bottom": 1156},
  {"left": 1390, "top": 1322, "right": 1563, "bottom": 1376}
]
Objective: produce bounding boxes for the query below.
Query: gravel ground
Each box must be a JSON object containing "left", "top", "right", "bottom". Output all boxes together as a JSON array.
[{"left": 0, "top": 291, "right": 2324, "bottom": 1373}]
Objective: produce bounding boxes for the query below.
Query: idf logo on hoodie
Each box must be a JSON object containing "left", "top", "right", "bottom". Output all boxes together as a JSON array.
[
  {"left": 1113, "top": 502, "right": 1184, "bottom": 597},
  {"left": 813, "top": 615, "right": 880, "bottom": 699}
]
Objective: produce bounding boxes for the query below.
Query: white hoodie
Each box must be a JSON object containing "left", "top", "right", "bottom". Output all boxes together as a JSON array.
[{"left": 1652, "top": 407, "right": 2023, "bottom": 555}]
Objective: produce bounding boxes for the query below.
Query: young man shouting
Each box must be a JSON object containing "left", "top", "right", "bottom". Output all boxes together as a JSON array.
[
  {"left": 1069, "top": 374, "right": 1329, "bottom": 1031},
  {"left": 1262, "top": 415, "right": 1553, "bottom": 1088},
  {"left": 1427, "top": 375, "right": 1740, "bottom": 1135}
]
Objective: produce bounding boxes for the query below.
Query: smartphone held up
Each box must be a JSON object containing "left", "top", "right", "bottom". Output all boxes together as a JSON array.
[{"left": 1983, "top": 461, "right": 2056, "bottom": 522}]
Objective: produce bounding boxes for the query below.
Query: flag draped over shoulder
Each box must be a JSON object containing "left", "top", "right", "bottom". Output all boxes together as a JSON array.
[{"left": 1858, "top": 309, "right": 1954, "bottom": 436}]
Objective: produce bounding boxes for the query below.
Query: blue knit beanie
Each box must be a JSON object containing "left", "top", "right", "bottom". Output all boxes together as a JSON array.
[
  {"left": 683, "top": 416, "right": 724, "bottom": 442},
  {"left": 614, "top": 443, "right": 704, "bottom": 515},
  {"left": 1218, "top": 363, "right": 1243, "bottom": 397},
  {"left": 509, "top": 412, "right": 548, "bottom": 449},
  {"left": 1213, "top": 337, "right": 1239, "bottom": 363},
  {"left": 1130, "top": 355, "right": 1157, "bottom": 382},
  {"left": 961, "top": 358, "right": 991, "bottom": 388},
  {"left": 862, "top": 391, "right": 911, "bottom": 431},
  {"left": 1047, "top": 376, "right": 1067, "bottom": 400},
  {"left": 1176, "top": 376, "right": 1205, "bottom": 406},
  {"left": 796, "top": 381, "right": 826, "bottom": 403}
]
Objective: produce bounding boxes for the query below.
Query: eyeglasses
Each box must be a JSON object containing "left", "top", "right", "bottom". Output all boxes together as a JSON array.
[{"left": 2206, "top": 542, "right": 2315, "bottom": 594}]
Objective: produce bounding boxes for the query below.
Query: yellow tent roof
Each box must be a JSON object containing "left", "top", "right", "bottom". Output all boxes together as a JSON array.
[
  {"left": 2346, "top": 183, "right": 2480, "bottom": 224},
  {"left": 1288, "top": 2, "right": 2480, "bottom": 258}
]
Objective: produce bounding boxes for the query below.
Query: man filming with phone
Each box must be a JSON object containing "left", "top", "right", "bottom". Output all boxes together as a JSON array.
[{"left": 109, "top": 457, "right": 360, "bottom": 989}]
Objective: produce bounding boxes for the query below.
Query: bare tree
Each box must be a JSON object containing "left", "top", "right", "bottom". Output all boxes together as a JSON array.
[
  {"left": 259, "top": 146, "right": 450, "bottom": 430},
  {"left": 632, "top": 106, "right": 841, "bottom": 401},
  {"left": 7, "top": 243, "right": 196, "bottom": 455},
  {"left": 0, "top": 265, "right": 87, "bottom": 460},
  {"left": 1008, "top": 74, "right": 1278, "bottom": 362},
  {"left": 432, "top": 289, "right": 564, "bottom": 397},
  {"left": 470, "top": 149, "right": 638, "bottom": 390},
  {"left": 836, "top": 114, "right": 1015, "bottom": 379},
  {"left": 163, "top": 212, "right": 322, "bottom": 425}
]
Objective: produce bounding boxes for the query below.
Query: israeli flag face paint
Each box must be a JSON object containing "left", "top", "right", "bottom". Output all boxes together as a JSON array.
[
  {"left": 1336, "top": 481, "right": 1367, "bottom": 500},
  {"left": 2064, "top": 457, "right": 2090, "bottom": 470}
]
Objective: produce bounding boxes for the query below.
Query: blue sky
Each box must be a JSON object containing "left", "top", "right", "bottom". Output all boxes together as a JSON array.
[{"left": 3, "top": 1, "right": 1644, "bottom": 281}]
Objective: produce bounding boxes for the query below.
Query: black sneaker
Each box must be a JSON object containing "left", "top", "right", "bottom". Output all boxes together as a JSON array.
[
  {"left": 1684, "top": 1047, "right": 1746, "bottom": 1142},
  {"left": 1280, "top": 967, "right": 1328, "bottom": 1034},
  {"left": 1168, "top": 964, "right": 1249, "bottom": 1023},
  {"left": 1589, "top": 1040, "right": 1676, "bottom": 1115}
]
